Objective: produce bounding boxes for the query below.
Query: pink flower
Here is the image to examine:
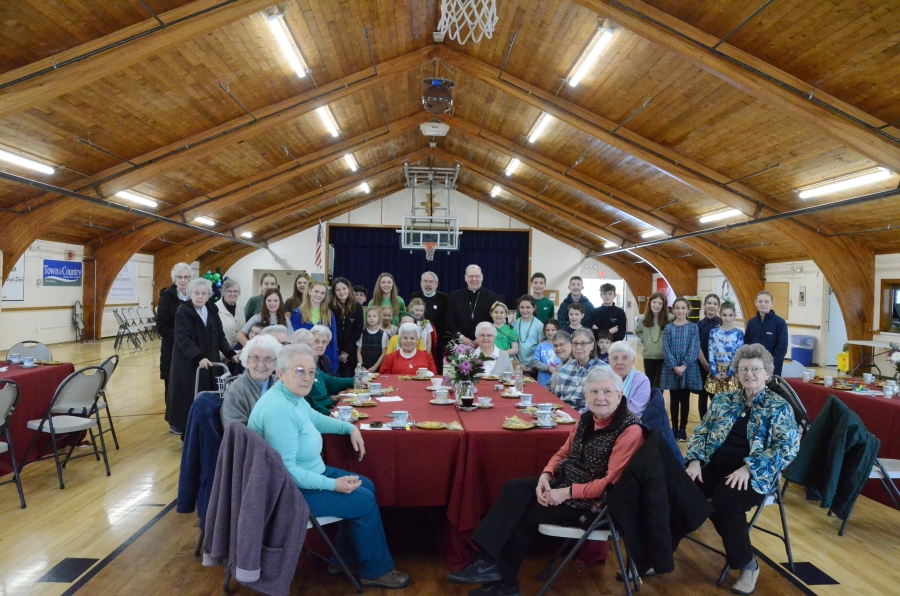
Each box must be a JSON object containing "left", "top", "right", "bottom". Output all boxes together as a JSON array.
[
  {"left": 458, "top": 360, "right": 473, "bottom": 375},
  {"left": 455, "top": 344, "right": 469, "bottom": 355}
]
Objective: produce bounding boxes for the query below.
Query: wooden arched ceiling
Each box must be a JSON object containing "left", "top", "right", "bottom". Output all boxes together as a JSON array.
[{"left": 0, "top": 0, "right": 898, "bottom": 343}]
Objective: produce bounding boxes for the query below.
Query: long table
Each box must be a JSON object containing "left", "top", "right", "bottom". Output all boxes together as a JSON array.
[
  {"left": 1, "top": 362, "right": 76, "bottom": 476},
  {"left": 787, "top": 378, "right": 900, "bottom": 506},
  {"left": 322, "top": 376, "right": 575, "bottom": 568}
]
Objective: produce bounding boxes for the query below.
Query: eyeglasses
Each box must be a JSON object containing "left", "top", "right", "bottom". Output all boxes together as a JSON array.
[
  {"left": 585, "top": 388, "right": 619, "bottom": 398},
  {"left": 552, "top": 343, "right": 569, "bottom": 349},
  {"left": 280, "top": 341, "right": 291, "bottom": 346},
  {"left": 291, "top": 367, "right": 316, "bottom": 378},
  {"left": 248, "top": 356, "right": 276, "bottom": 365},
  {"left": 313, "top": 339, "right": 329, "bottom": 346},
  {"left": 738, "top": 366, "right": 766, "bottom": 375},
  {"left": 175, "top": 275, "right": 192, "bottom": 281},
  {"left": 572, "top": 341, "right": 593, "bottom": 347}
]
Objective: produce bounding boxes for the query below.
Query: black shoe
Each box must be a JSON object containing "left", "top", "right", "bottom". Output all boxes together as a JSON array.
[
  {"left": 169, "top": 425, "right": 184, "bottom": 435},
  {"left": 468, "top": 582, "right": 520, "bottom": 596},
  {"left": 677, "top": 429, "right": 687, "bottom": 442},
  {"left": 447, "top": 558, "right": 502, "bottom": 584}
]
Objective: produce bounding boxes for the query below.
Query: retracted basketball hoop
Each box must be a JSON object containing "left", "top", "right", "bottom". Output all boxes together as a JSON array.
[{"left": 437, "top": 0, "right": 498, "bottom": 45}]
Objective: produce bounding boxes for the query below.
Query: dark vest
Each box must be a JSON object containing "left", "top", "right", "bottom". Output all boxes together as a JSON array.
[
  {"left": 359, "top": 329, "right": 385, "bottom": 368},
  {"left": 550, "top": 402, "right": 640, "bottom": 510}
]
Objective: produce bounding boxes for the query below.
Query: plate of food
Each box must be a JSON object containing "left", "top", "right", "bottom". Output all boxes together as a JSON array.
[
  {"left": 348, "top": 399, "right": 378, "bottom": 407},
  {"left": 523, "top": 405, "right": 564, "bottom": 414},
  {"left": 447, "top": 421, "right": 463, "bottom": 431},
  {"left": 368, "top": 386, "right": 395, "bottom": 396},
  {"left": 502, "top": 415, "right": 535, "bottom": 431},
  {"left": 36, "top": 360, "right": 64, "bottom": 365},
  {"left": 500, "top": 389, "right": 522, "bottom": 398},
  {"left": 477, "top": 374, "right": 500, "bottom": 380},
  {"left": 430, "top": 398, "right": 456, "bottom": 405},
  {"left": 416, "top": 421, "right": 447, "bottom": 430}
]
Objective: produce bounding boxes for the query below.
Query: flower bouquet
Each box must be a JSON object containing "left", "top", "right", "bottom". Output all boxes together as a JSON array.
[
  {"left": 889, "top": 343, "right": 900, "bottom": 380},
  {"left": 445, "top": 337, "right": 486, "bottom": 402}
]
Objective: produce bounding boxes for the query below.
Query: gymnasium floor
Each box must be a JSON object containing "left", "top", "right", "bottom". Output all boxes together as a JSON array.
[{"left": 1, "top": 339, "right": 896, "bottom": 596}]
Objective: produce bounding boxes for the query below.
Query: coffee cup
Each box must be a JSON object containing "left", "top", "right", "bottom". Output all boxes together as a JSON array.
[
  {"left": 883, "top": 387, "right": 894, "bottom": 399},
  {"left": 863, "top": 373, "right": 875, "bottom": 384},
  {"left": 368, "top": 382, "right": 382, "bottom": 394},
  {"left": 431, "top": 377, "right": 444, "bottom": 389},
  {"left": 519, "top": 393, "right": 533, "bottom": 406},
  {"left": 461, "top": 396, "right": 475, "bottom": 408},
  {"left": 8, "top": 354, "right": 21, "bottom": 364},
  {"left": 824, "top": 376, "right": 833, "bottom": 387},
  {"left": 22, "top": 356, "right": 35, "bottom": 367},
  {"left": 393, "top": 411, "right": 409, "bottom": 426},
  {"left": 536, "top": 411, "right": 553, "bottom": 426},
  {"left": 501, "top": 371, "right": 513, "bottom": 382},
  {"left": 537, "top": 403, "right": 554, "bottom": 413},
  {"left": 435, "top": 388, "right": 449, "bottom": 401},
  {"left": 417, "top": 368, "right": 430, "bottom": 378},
  {"left": 477, "top": 396, "right": 492, "bottom": 407},
  {"left": 355, "top": 392, "right": 371, "bottom": 403},
  {"left": 337, "top": 406, "right": 353, "bottom": 421},
  {"left": 887, "top": 380, "right": 897, "bottom": 387},
  {"left": 802, "top": 370, "right": 812, "bottom": 382}
]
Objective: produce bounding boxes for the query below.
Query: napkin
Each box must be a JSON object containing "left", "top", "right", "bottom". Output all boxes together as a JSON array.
[
  {"left": 0, "top": 366, "right": 7, "bottom": 373},
  {"left": 375, "top": 396, "right": 404, "bottom": 402},
  {"left": 360, "top": 424, "right": 391, "bottom": 431}
]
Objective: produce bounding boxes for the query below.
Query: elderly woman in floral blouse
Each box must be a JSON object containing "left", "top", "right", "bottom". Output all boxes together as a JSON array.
[{"left": 685, "top": 343, "right": 799, "bottom": 596}]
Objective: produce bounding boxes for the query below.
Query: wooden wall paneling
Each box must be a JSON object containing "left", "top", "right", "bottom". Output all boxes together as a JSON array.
[
  {"left": 680, "top": 237, "right": 764, "bottom": 315},
  {"left": 570, "top": 0, "right": 900, "bottom": 172},
  {"left": 0, "top": 0, "right": 279, "bottom": 120},
  {"left": 631, "top": 247, "right": 698, "bottom": 298}
]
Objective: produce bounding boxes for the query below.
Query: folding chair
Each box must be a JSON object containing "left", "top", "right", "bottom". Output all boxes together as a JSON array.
[
  {"left": 73, "top": 301, "right": 85, "bottom": 343},
  {"left": 93, "top": 355, "right": 120, "bottom": 449},
  {"left": 0, "top": 380, "right": 26, "bottom": 509},
  {"left": 7, "top": 341, "right": 52, "bottom": 361},
  {"left": 141, "top": 306, "right": 158, "bottom": 338},
  {"left": 535, "top": 502, "right": 639, "bottom": 596},
  {"left": 113, "top": 309, "right": 142, "bottom": 350},
  {"left": 21, "top": 366, "right": 110, "bottom": 489},
  {"left": 833, "top": 458, "right": 900, "bottom": 536}
]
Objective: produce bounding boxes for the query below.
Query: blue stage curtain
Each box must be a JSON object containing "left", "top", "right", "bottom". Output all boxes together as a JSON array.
[{"left": 328, "top": 226, "right": 529, "bottom": 305}]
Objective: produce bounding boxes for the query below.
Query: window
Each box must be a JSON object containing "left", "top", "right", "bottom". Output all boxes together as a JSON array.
[{"left": 879, "top": 279, "right": 900, "bottom": 332}]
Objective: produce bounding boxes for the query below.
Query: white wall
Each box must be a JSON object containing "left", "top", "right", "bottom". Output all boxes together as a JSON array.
[
  {"left": 763, "top": 260, "right": 830, "bottom": 365},
  {"left": 873, "top": 253, "right": 900, "bottom": 373}
]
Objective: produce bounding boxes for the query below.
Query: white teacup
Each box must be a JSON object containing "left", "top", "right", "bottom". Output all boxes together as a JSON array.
[
  {"left": 863, "top": 373, "right": 875, "bottom": 384},
  {"left": 501, "top": 371, "right": 514, "bottom": 382},
  {"left": 883, "top": 387, "right": 894, "bottom": 399},
  {"left": 537, "top": 403, "right": 554, "bottom": 413},
  {"left": 337, "top": 406, "right": 353, "bottom": 421},
  {"left": 22, "top": 356, "right": 35, "bottom": 367},
  {"left": 355, "top": 392, "right": 371, "bottom": 403},
  {"left": 887, "top": 380, "right": 897, "bottom": 387},
  {"left": 477, "top": 396, "right": 492, "bottom": 407},
  {"left": 393, "top": 410, "right": 409, "bottom": 426},
  {"left": 431, "top": 377, "right": 444, "bottom": 389},
  {"left": 435, "top": 388, "right": 449, "bottom": 401},
  {"left": 536, "top": 411, "right": 553, "bottom": 426},
  {"left": 824, "top": 376, "right": 834, "bottom": 387},
  {"left": 801, "top": 371, "right": 812, "bottom": 382},
  {"left": 519, "top": 393, "right": 533, "bottom": 406},
  {"left": 368, "top": 382, "right": 382, "bottom": 394},
  {"left": 8, "top": 353, "right": 21, "bottom": 364},
  {"left": 417, "top": 368, "right": 430, "bottom": 378}
]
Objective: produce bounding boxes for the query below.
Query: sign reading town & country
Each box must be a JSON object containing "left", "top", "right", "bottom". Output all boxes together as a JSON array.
[{"left": 43, "top": 259, "right": 82, "bottom": 287}]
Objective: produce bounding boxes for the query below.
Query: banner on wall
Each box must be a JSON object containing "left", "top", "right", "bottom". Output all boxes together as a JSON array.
[
  {"left": 109, "top": 260, "right": 137, "bottom": 302},
  {"left": 42, "top": 259, "right": 82, "bottom": 287},
  {"left": 1, "top": 254, "right": 25, "bottom": 301}
]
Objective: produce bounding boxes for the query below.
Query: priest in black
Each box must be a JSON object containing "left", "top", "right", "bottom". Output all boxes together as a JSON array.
[
  {"left": 410, "top": 270, "right": 450, "bottom": 365},
  {"left": 446, "top": 264, "right": 499, "bottom": 347}
]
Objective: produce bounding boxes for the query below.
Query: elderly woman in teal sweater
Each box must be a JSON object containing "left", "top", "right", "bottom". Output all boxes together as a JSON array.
[{"left": 248, "top": 344, "right": 410, "bottom": 589}]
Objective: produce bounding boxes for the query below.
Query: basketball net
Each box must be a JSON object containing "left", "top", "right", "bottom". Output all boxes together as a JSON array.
[
  {"left": 424, "top": 242, "right": 438, "bottom": 262},
  {"left": 438, "top": 0, "right": 498, "bottom": 45}
]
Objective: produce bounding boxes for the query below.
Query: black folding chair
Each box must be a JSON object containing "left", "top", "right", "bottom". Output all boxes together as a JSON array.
[{"left": 0, "top": 380, "right": 26, "bottom": 508}]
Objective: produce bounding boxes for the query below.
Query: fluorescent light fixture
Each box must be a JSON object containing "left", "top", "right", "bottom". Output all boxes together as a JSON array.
[
  {"left": 505, "top": 158, "right": 521, "bottom": 177},
  {"left": 267, "top": 14, "right": 307, "bottom": 78},
  {"left": 194, "top": 216, "right": 216, "bottom": 226},
  {"left": 699, "top": 208, "right": 742, "bottom": 223},
  {"left": 316, "top": 106, "right": 340, "bottom": 137},
  {"left": 114, "top": 190, "right": 158, "bottom": 208},
  {"left": 603, "top": 241, "right": 616, "bottom": 248},
  {"left": 490, "top": 185, "right": 501, "bottom": 197},
  {"left": 360, "top": 182, "right": 371, "bottom": 194},
  {"left": 797, "top": 167, "right": 893, "bottom": 199},
  {"left": 240, "top": 231, "right": 254, "bottom": 238},
  {"left": 641, "top": 229, "right": 664, "bottom": 238},
  {"left": 343, "top": 153, "right": 358, "bottom": 171},
  {"left": 568, "top": 25, "right": 615, "bottom": 87},
  {"left": 0, "top": 147, "right": 55, "bottom": 174},
  {"left": 527, "top": 112, "right": 553, "bottom": 143}
]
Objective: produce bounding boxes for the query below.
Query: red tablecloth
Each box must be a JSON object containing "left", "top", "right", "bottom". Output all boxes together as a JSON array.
[
  {"left": 0, "top": 362, "right": 76, "bottom": 476},
  {"left": 787, "top": 378, "right": 900, "bottom": 505}
]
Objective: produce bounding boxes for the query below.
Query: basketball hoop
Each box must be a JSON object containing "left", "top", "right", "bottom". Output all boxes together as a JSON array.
[
  {"left": 438, "top": 0, "right": 498, "bottom": 45},
  {"left": 424, "top": 242, "right": 438, "bottom": 261}
]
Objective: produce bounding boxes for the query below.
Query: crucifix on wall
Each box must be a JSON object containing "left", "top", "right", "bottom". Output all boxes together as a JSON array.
[{"left": 419, "top": 193, "right": 442, "bottom": 216}]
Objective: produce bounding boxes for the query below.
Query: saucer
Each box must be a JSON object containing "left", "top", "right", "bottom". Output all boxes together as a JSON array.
[
  {"left": 20, "top": 364, "right": 38, "bottom": 369},
  {"left": 475, "top": 403, "right": 494, "bottom": 409},
  {"left": 457, "top": 406, "right": 477, "bottom": 412},
  {"left": 535, "top": 421, "right": 558, "bottom": 429},
  {"left": 514, "top": 402, "right": 534, "bottom": 408},
  {"left": 387, "top": 420, "right": 415, "bottom": 429},
  {"left": 430, "top": 398, "right": 456, "bottom": 405}
]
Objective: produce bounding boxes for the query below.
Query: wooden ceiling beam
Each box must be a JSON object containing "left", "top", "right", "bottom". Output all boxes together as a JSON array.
[
  {"left": 0, "top": 0, "right": 278, "bottom": 120},
  {"left": 630, "top": 248, "right": 698, "bottom": 298},
  {"left": 571, "top": 0, "right": 900, "bottom": 172},
  {"left": 679, "top": 237, "right": 763, "bottom": 319}
]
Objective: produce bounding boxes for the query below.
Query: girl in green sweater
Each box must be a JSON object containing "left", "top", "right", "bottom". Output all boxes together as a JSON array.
[{"left": 635, "top": 291, "right": 674, "bottom": 389}]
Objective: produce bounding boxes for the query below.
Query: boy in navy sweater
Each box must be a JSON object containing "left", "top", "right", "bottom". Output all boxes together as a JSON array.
[{"left": 743, "top": 290, "right": 788, "bottom": 376}]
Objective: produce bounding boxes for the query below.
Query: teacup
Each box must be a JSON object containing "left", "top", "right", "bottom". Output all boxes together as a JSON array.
[
  {"left": 887, "top": 380, "right": 897, "bottom": 387},
  {"left": 537, "top": 403, "right": 554, "bottom": 413},
  {"left": 417, "top": 368, "right": 430, "bottom": 378},
  {"left": 536, "top": 411, "right": 553, "bottom": 426},
  {"left": 22, "top": 356, "right": 35, "bottom": 367},
  {"left": 430, "top": 377, "right": 444, "bottom": 389},
  {"left": 461, "top": 396, "right": 475, "bottom": 408},
  {"left": 863, "top": 373, "right": 875, "bottom": 384},
  {"left": 8, "top": 353, "right": 21, "bottom": 364},
  {"left": 519, "top": 393, "right": 533, "bottom": 406},
  {"left": 393, "top": 411, "right": 409, "bottom": 426},
  {"left": 801, "top": 370, "right": 812, "bottom": 382},
  {"left": 355, "top": 392, "right": 371, "bottom": 403},
  {"left": 477, "top": 396, "right": 492, "bottom": 407},
  {"left": 883, "top": 387, "right": 894, "bottom": 399},
  {"left": 824, "top": 376, "right": 834, "bottom": 387},
  {"left": 435, "top": 388, "right": 449, "bottom": 401},
  {"left": 337, "top": 406, "right": 353, "bottom": 421},
  {"left": 368, "top": 382, "right": 382, "bottom": 394},
  {"left": 501, "top": 371, "right": 513, "bottom": 382}
]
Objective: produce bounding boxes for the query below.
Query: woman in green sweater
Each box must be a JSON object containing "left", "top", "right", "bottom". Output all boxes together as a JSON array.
[
  {"left": 248, "top": 344, "right": 410, "bottom": 589},
  {"left": 634, "top": 291, "right": 674, "bottom": 389}
]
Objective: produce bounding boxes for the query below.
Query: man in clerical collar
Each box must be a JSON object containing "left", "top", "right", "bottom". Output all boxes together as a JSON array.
[
  {"left": 447, "top": 265, "right": 499, "bottom": 347},
  {"left": 411, "top": 271, "right": 450, "bottom": 368}
]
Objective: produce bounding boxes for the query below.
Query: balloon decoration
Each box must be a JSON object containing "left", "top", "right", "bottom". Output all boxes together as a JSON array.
[{"left": 202, "top": 266, "right": 226, "bottom": 302}]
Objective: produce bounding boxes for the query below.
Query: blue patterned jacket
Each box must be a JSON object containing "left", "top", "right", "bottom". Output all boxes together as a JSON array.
[{"left": 686, "top": 387, "right": 800, "bottom": 495}]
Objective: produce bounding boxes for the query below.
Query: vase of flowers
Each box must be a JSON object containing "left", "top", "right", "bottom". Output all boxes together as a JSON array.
[
  {"left": 889, "top": 343, "right": 900, "bottom": 381},
  {"left": 445, "top": 337, "right": 486, "bottom": 399}
]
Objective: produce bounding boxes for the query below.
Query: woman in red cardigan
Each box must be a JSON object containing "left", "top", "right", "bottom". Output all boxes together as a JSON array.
[{"left": 380, "top": 322, "right": 438, "bottom": 375}]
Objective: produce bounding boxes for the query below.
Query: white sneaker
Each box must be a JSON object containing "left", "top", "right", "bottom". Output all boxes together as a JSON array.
[{"left": 731, "top": 566, "right": 759, "bottom": 595}]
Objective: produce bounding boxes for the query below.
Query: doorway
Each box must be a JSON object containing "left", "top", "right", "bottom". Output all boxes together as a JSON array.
[
  {"left": 825, "top": 287, "right": 848, "bottom": 366},
  {"left": 764, "top": 282, "right": 790, "bottom": 320}
]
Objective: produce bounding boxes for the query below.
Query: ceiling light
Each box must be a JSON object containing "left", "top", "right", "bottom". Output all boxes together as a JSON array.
[
  {"left": 568, "top": 23, "right": 615, "bottom": 87},
  {"left": 0, "top": 147, "right": 55, "bottom": 174},
  {"left": 114, "top": 190, "right": 158, "bottom": 208},
  {"left": 797, "top": 167, "right": 893, "bottom": 199},
  {"left": 343, "top": 153, "right": 358, "bottom": 171},
  {"left": 505, "top": 158, "right": 521, "bottom": 177},
  {"left": 267, "top": 14, "right": 307, "bottom": 78},
  {"left": 241, "top": 231, "right": 254, "bottom": 238},
  {"left": 699, "top": 208, "right": 742, "bottom": 223},
  {"left": 527, "top": 113, "right": 553, "bottom": 143},
  {"left": 194, "top": 216, "right": 215, "bottom": 226},
  {"left": 641, "top": 229, "right": 664, "bottom": 238},
  {"left": 316, "top": 106, "right": 340, "bottom": 137},
  {"left": 360, "top": 182, "right": 371, "bottom": 194},
  {"left": 603, "top": 241, "right": 616, "bottom": 248},
  {"left": 490, "top": 185, "right": 501, "bottom": 197}
]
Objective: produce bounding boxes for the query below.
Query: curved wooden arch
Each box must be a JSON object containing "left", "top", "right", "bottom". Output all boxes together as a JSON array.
[
  {"left": 594, "top": 256, "right": 654, "bottom": 299},
  {"left": 681, "top": 238, "right": 764, "bottom": 317},
  {"left": 632, "top": 248, "right": 698, "bottom": 298}
]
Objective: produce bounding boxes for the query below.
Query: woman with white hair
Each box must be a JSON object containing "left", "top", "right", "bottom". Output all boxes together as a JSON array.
[
  {"left": 220, "top": 334, "right": 281, "bottom": 427},
  {"left": 607, "top": 341, "right": 652, "bottom": 419},
  {"left": 311, "top": 324, "right": 336, "bottom": 373},
  {"left": 474, "top": 321, "right": 514, "bottom": 376},
  {"left": 157, "top": 262, "right": 193, "bottom": 403},
  {"left": 292, "top": 327, "right": 354, "bottom": 415},
  {"left": 165, "top": 278, "right": 238, "bottom": 435},
  {"left": 380, "top": 322, "right": 438, "bottom": 375},
  {"left": 217, "top": 278, "right": 245, "bottom": 348}
]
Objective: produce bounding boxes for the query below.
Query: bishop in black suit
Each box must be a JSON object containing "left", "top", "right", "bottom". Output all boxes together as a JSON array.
[{"left": 446, "top": 265, "right": 499, "bottom": 346}]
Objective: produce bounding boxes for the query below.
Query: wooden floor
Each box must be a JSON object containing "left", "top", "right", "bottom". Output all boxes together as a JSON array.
[{"left": 1, "top": 339, "right": 897, "bottom": 596}]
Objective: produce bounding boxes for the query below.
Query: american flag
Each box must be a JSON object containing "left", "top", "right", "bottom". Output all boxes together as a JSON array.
[{"left": 315, "top": 223, "right": 323, "bottom": 268}]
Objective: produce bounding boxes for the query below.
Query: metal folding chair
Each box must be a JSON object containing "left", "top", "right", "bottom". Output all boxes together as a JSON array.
[
  {"left": 0, "top": 380, "right": 26, "bottom": 509},
  {"left": 112, "top": 309, "right": 142, "bottom": 350},
  {"left": 7, "top": 341, "right": 53, "bottom": 361},
  {"left": 21, "top": 366, "right": 110, "bottom": 489},
  {"left": 94, "top": 354, "right": 121, "bottom": 449}
]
